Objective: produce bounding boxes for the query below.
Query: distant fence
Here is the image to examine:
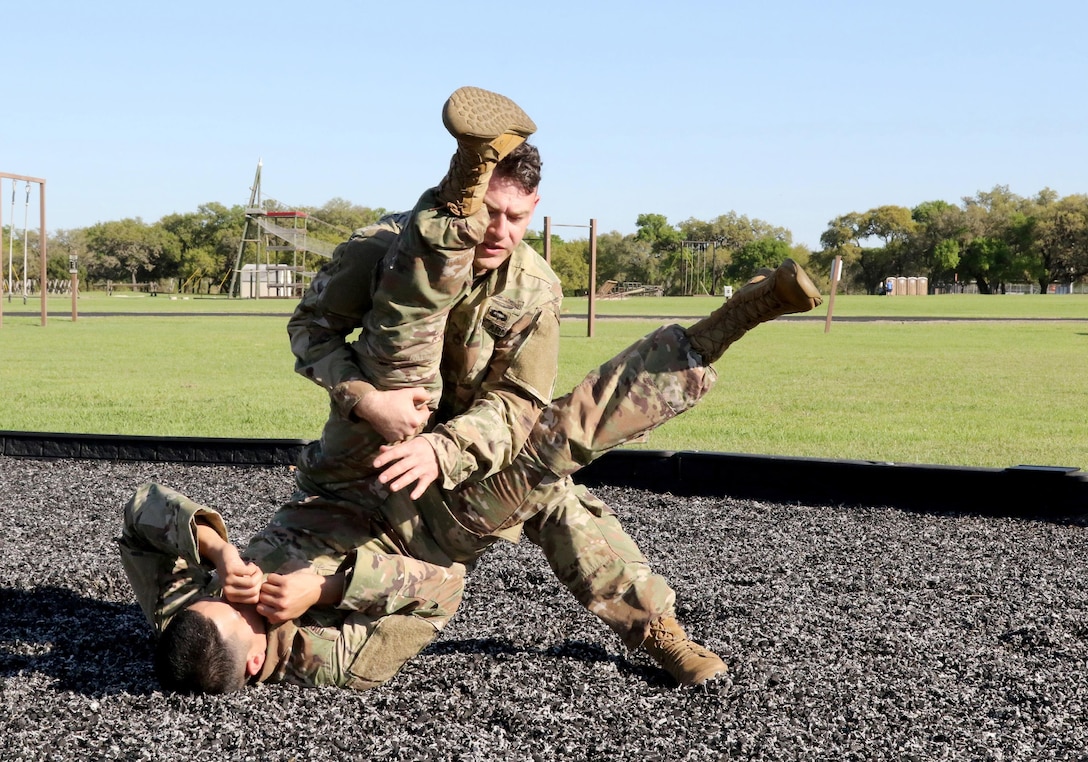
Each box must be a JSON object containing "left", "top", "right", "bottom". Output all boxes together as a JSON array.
[{"left": 97, "top": 280, "right": 176, "bottom": 296}]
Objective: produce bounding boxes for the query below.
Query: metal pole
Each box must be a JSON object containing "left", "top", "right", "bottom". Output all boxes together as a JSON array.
[
  {"left": 0, "top": 173, "right": 46, "bottom": 322},
  {"left": 22, "top": 182, "right": 30, "bottom": 305},
  {"left": 549, "top": 219, "right": 594, "bottom": 333},
  {"left": 40, "top": 180, "right": 47, "bottom": 326},
  {"left": 587, "top": 218, "right": 597, "bottom": 338},
  {"left": 543, "top": 216, "right": 551, "bottom": 265}
]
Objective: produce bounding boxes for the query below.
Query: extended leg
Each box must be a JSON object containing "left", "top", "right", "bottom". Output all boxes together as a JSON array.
[
  {"left": 357, "top": 87, "right": 536, "bottom": 408},
  {"left": 447, "top": 323, "right": 713, "bottom": 535},
  {"left": 685, "top": 257, "right": 822, "bottom": 363},
  {"left": 447, "top": 259, "right": 823, "bottom": 535}
]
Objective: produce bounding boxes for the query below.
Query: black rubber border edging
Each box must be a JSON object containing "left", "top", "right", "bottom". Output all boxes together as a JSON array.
[
  {"left": 0, "top": 430, "right": 306, "bottom": 466},
  {"left": 2, "top": 430, "right": 1085, "bottom": 521},
  {"left": 576, "top": 449, "right": 1088, "bottom": 520}
]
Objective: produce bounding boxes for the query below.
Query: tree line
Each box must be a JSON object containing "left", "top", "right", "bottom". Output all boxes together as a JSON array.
[
  {"left": 542, "top": 185, "right": 1087, "bottom": 296},
  {"left": 2, "top": 185, "right": 1085, "bottom": 297},
  {"left": 0, "top": 198, "right": 386, "bottom": 296},
  {"left": 817, "top": 186, "right": 1088, "bottom": 295}
]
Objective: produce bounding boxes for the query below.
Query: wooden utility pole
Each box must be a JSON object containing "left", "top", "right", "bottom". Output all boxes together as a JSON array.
[
  {"left": 543, "top": 216, "right": 598, "bottom": 337},
  {"left": 69, "top": 255, "right": 79, "bottom": 322}
]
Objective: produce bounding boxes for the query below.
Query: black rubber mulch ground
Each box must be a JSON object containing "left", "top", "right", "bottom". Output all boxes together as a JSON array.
[{"left": 2, "top": 456, "right": 1087, "bottom": 761}]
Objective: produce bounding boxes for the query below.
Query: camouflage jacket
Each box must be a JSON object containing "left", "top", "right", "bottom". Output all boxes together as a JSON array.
[
  {"left": 118, "top": 482, "right": 455, "bottom": 690},
  {"left": 288, "top": 213, "right": 563, "bottom": 490}
]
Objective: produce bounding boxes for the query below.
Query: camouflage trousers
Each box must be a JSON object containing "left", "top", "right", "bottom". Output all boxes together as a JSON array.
[
  {"left": 243, "top": 493, "right": 465, "bottom": 623},
  {"left": 448, "top": 324, "right": 717, "bottom": 535},
  {"left": 362, "top": 474, "right": 682, "bottom": 652},
  {"left": 431, "top": 324, "right": 716, "bottom": 648},
  {"left": 299, "top": 323, "right": 717, "bottom": 654},
  {"left": 262, "top": 478, "right": 675, "bottom": 657},
  {"left": 522, "top": 478, "right": 680, "bottom": 650},
  {"left": 357, "top": 187, "right": 487, "bottom": 408},
  {"left": 242, "top": 491, "right": 466, "bottom": 690}
]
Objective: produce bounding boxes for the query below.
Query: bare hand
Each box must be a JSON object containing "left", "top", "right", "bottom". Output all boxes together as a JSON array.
[
  {"left": 373, "top": 437, "right": 440, "bottom": 499},
  {"left": 353, "top": 387, "right": 432, "bottom": 442},
  {"left": 218, "top": 544, "right": 263, "bottom": 605},
  {"left": 257, "top": 570, "right": 324, "bottom": 624}
]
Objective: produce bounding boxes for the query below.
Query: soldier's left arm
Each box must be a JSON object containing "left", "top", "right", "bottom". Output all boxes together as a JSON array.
[
  {"left": 256, "top": 569, "right": 345, "bottom": 624},
  {"left": 271, "top": 554, "right": 463, "bottom": 690},
  {"left": 117, "top": 482, "right": 230, "bottom": 633}
]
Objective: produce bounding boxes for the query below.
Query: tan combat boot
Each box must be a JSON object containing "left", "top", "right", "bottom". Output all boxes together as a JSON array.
[
  {"left": 437, "top": 86, "right": 537, "bottom": 217},
  {"left": 685, "top": 258, "right": 823, "bottom": 364},
  {"left": 642, "top": 616, "right": 727, "bottom": 686}
]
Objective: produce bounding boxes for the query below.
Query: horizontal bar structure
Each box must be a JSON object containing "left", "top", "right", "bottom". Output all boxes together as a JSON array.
[{"left": 2, "top": 431, "right": 1085, "bottom": 520}]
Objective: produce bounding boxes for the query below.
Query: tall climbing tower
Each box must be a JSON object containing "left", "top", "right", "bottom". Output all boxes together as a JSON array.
[{"left": 228, "top": 160, "right": 337, "bottom": 298}]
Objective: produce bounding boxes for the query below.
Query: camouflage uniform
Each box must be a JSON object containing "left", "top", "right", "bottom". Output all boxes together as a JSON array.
[
  {"left": 436, "top": 323, "right": 717, "bottom": 648},
  {"left": 119, "top": 186, "right": 722, "bottom": 691},
  {"left": 118, "top": 482, "right": 465, "bottom": 691},
  {"left": 347, "top": 189, "right": 489, "bottom": 408},
  {"left": 287, "top": 197, "right": 563, "bottom": 497},
  {"left": 289, "top": 201, "right": 720, "bottom": 661}
]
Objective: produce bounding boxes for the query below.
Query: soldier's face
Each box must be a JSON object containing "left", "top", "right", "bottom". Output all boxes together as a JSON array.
[
  {"left": 189, "top": 598, "right": 268, "bottom": 679},
  {"left": 474, "top": 175, "right": 539, "bottom": 274}
]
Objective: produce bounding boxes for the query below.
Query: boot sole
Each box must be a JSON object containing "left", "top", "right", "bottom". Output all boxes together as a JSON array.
[{"left": 443, "top": 86, "right": 537, "bottom": 141}]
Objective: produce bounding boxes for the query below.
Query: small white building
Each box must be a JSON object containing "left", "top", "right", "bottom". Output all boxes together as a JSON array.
[{"left": 239, "top": 264, "right": 296, "bottom": 298}]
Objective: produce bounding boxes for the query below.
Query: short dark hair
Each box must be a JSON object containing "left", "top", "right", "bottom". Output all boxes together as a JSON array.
[
  {"left": 494, "top": 142, "right": 541, "bottom": 194},
  {"left": 155, "top": 608, "right": 248, "bottom": 694}
]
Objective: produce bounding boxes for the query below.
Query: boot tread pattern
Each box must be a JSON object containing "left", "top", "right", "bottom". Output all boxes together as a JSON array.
[{"left": 444, "top": 86, "right": 537, "bottom": 141}]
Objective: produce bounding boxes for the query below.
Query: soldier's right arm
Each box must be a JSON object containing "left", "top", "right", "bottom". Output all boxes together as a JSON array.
[
  {"left": 255, "top": 569, "right": 345, "bottom": 624},
  {"left": 197, "top": 523, "right": 263, "bottom": 605}
]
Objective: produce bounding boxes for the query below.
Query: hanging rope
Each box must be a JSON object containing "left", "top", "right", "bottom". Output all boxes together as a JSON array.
[{"left": 21, "top": 181, "right": 30, "bottom": 303}]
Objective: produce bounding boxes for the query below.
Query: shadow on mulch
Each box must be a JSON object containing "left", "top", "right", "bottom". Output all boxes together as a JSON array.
[{"left": 0, "top": 586, "right": 157, "bottom": 697}]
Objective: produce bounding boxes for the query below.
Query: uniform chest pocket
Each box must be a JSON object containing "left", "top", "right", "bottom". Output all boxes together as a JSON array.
[{"left": 481, "top": 295, "right": 525, "bottom": 339}]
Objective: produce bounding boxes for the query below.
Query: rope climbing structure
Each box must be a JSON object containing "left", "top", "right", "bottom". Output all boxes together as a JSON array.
[{"left": 0, "top": 172, "right": 47, "bottom": 327}]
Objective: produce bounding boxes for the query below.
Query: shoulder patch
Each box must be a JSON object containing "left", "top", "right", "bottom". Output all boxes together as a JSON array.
[{"left": 482, "top": 295, "right": 524, "bottom": 339}]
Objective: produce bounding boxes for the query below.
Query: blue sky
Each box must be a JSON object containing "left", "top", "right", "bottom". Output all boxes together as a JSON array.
[{"left": 4, "top": 0, "right": 1086, "bottom": 250}]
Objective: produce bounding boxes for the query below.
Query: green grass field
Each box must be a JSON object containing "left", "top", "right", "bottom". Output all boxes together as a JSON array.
[
  {"left": 1, "top": 292, "right": 1085, "bottom": 470},
  {"left": 8, "top": 289, "right": 1088, "bottom": 319}
]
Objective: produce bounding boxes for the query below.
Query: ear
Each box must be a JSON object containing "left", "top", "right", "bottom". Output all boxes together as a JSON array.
[{"left": 245, "top": 648, "right": 266, "bottom": 677}]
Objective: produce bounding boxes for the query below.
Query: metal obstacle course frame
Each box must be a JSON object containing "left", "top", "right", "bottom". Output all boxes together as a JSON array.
[{"left": 0, "top": 172, "right": 47, "bottom": 327}]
